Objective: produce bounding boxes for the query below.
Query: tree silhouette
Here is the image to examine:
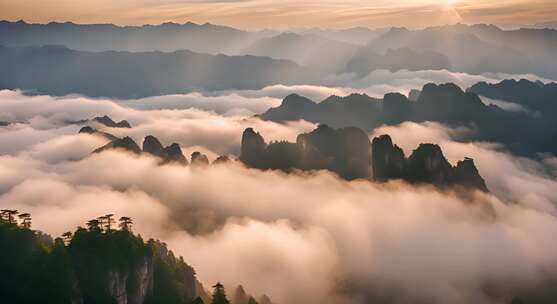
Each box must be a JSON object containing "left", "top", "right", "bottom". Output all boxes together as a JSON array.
[
  {"left": 98, "top": 214, "right": 115, "bottom": 232},
  {"left": 118, "top": 216, "right": 133, "bottom": 232},
  {"left": 1, "top": 209, "right": 19, "bottom": 224},
  {"left": 62, "top": 231, "right": 73, "bottom": 244},
  {"left": 86, "top": 219, "right": 101, "bottom": 232},
  {"left": 191, "top": 297, "right": 205, "bottom": 304},
  {"left": 211, "top": 282, "right": 230, "bottom": 304},
  {"left": 18, "top": 213, "right": 31, "bottom": 229}
]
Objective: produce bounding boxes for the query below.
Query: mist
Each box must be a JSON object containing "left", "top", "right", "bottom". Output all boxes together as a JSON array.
[{"left": 1, "top": 90, "right": 557, "bottom": 304}]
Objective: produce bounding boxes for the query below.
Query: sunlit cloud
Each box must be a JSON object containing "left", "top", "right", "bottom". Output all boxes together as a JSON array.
[{"left": 1, "top": 0, "right": 555, "bottom": 29}]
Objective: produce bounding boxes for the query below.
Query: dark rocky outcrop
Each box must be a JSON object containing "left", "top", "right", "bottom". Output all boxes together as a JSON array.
[
  {"left": 468, "top": 78, "right": 557, "bottom": 113},
  {"left": 144, "top": 137, "right": 189, "bottom": 165},
  {"left": 297, "top": 125, "right": 372, "bottom": 180},
  {"left": 405, "top": 143, "right": 455, "bottom": 186},
  {"left": 240, "top": 128, "right": 268, "bottom": 169},
  {"left": 93, "top": 137, "right": 142, "bottom": 154},
  {"left": 240, "top": 124, "right": 371, "bottom": 180},
  {"left": 213, "top": 155, "right": 231, "bottom": 165},
  {"left": 371, "top": 135, "right": 405, "bottom": 182},
  {"left": 92, "top": 134, "right": 188, "bottom": 165},
  {"left": 261, "top": 93, "right": 382, "bottom": 132},
  {"left": 454, "top": 158, "right": 489, "bottom": 192},
  {"left": 93, "top": 115, "right": 132, "bottom": 128},
  {"left": 239, "top": 126, "right": 487, "bottom": 190},
  {"left": 191, "top": 152, "right": 210, "bottom": 167},
  {"left": 383, "top": 93, "right": 413, "bottom": 125},
  {"left": 261, "top": 81, "right": 557, "bottom": 156},
  {"left": 78, "top": 126, "right": 118, "bottom": 141},
  {"left": 164, "top": 143, "right": 189, "bottom": 165},
  {"left": 372, "top": 134, "right": 488, "bottom": 191},
  {"left": 142, "top": 136, "right": 166, "bottom": 159}
]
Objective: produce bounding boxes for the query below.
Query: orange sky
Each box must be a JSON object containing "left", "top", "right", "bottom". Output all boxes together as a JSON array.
[{"left": 1, "top": 0, "right": 556, "bottom": 29}]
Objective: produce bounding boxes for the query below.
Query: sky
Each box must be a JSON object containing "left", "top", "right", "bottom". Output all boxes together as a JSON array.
[{"left": 1, "top": 0, "right": 556, "bottom": 29}]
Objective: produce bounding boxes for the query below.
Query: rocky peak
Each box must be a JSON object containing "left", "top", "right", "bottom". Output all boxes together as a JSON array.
[
  {"left": 383, "top": 92, "right": 413, "bottom": 124},
  {"left": 406, "top": 143, "right": 454, "bottom": 186},
  {"left": 191, "top": 152, "right": 209, "bottom": 166},
  {"left": 371, "top": 136, "right": 489, "bottom": 191},
  {"left": 79, "top": 126, "right": 118, "bottom": 141},
  {"left": 164, "top": 143, "right": 189, "bottom": 165},
  {"left": 213, "top": 155, "right": 231, "bottom": 165},
  {"left": 240, "top": 128, "right": 267, "bottom": 169},
  {"left": 94, "top": 137, "right": 142, "bottom": 154},
  {"left": 142, "top": 135, "right": 166, "bottom": 159},
  {"left": 454, "top": 157, "right": 489, "bottom": 192},
  {"left": 93, "top": 115, "right": 131, "bottom": 128},
  {"left": 371, "top": 134, "right": 406, "bottom": 181},
  {"left": 79, "top": 126, "right": 95, "bottom": 134}
]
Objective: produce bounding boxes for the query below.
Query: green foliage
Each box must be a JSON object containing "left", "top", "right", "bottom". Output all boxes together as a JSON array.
[
  {"left": 0, "top": 215, "right": 201, "bottom": 304},
  {"left": 145, "top": 240, "right": 197, "bottom": 304},
  {"left": 68, "top": 227, "right": 151, "bottom": 304},
  {"left": 211, "top": 282, "right": 230, "bottom": 304}
]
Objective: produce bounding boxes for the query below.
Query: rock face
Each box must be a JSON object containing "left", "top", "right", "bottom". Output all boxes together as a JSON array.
[
  {"left": 240, "top": 124, "right": 372, "bottom": 180},
  {"left": 371, "top": 134, "right": 489, "bottom": 191},
  {"left": 297, "top": 125, "right": 372, "bottom": 180},
  {"left": 93, "top": 115, "right": 132, "bottom": 128},
  {"left": 213, "top": 155, "right": 231, "bottom": 165},
  {"left": 93, "top": 137, "right": 142, "bottom": 154},
  {"left": 260, "top": 81, "right": 557, "bottom": 157},
  {"left": 372, "top": 135, "right": 405, "bottom": 182},
  {"left": 164, "top": 143, "right": 189, "bottom": 165},
  {"left": 142, "top": 136, "right": 166, "bottom": 158},
  {"left": 93, "top": 134, "right": 187, "bottom": 165},
  {"left": 79, "top": 126, "right": 118, "bottom": 141},
  {"left": 383, "top": 92, "right": 413, "bottom": 125},
  {"left": 454, "top": 158, "right": 489, "bottom": 192},
  {"left": 240, "top": 128, "right": 268, "bottom": 169},
  {"left": 406, "top": 144, "right": 455, "bottom": 186},
  {"left": 191, "top": 152, "right": 209, "bottom": 166}
]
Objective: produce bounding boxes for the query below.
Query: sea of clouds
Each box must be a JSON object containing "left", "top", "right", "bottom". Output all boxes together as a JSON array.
[{"left": 1, "top": 69, "right": 557, "bottom": 304}]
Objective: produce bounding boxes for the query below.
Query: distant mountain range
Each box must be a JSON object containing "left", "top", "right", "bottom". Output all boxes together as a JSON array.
[
  {"left": 0, "top": 45, "right": 317, "bottom": 98},
  {"left": 2, "top": 21, "right": 557, "bottom": 78},
  {"left": 364, "top": 24, "right": 557, "bottom": 78},
  {"left": 261, "top": 80, "right": 557, "bottom": 156}
]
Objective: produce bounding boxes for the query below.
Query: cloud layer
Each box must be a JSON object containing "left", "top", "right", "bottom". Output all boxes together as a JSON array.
[{"left": 1, "top": 89, "right": 557, "bottom": 304}]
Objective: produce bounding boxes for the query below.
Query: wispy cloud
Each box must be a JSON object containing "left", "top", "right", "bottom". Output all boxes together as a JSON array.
[{"left": 1, "top": 0, "right": 555, "bottom": 29}]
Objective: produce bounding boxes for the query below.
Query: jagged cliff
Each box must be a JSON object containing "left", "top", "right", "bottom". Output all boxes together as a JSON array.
[
  {"left": 240, "top": 125, "right": 488, "bottom": 191},
  {"left": 372, "top": 134, "right": 489, "bottom": 191},
  {"left": 0, "top": 218, "right": 207, "bottom": 304},
  {"left": 241, "top": 124, "right": 372, "bottom": 180}
]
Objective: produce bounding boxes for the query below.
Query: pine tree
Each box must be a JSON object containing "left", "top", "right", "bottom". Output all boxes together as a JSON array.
[{"left": 211, "top": 282, "right": 230, "bottom": 304}]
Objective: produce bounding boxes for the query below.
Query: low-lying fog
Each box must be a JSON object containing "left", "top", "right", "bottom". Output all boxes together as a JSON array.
[{"left": 1, "top": 70, "right": 556, "bottom": 304}]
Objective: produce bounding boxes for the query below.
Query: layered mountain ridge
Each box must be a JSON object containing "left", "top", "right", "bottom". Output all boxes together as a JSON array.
[{"left": 262, "top": 80, "right": 557, "bottom": 156}]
